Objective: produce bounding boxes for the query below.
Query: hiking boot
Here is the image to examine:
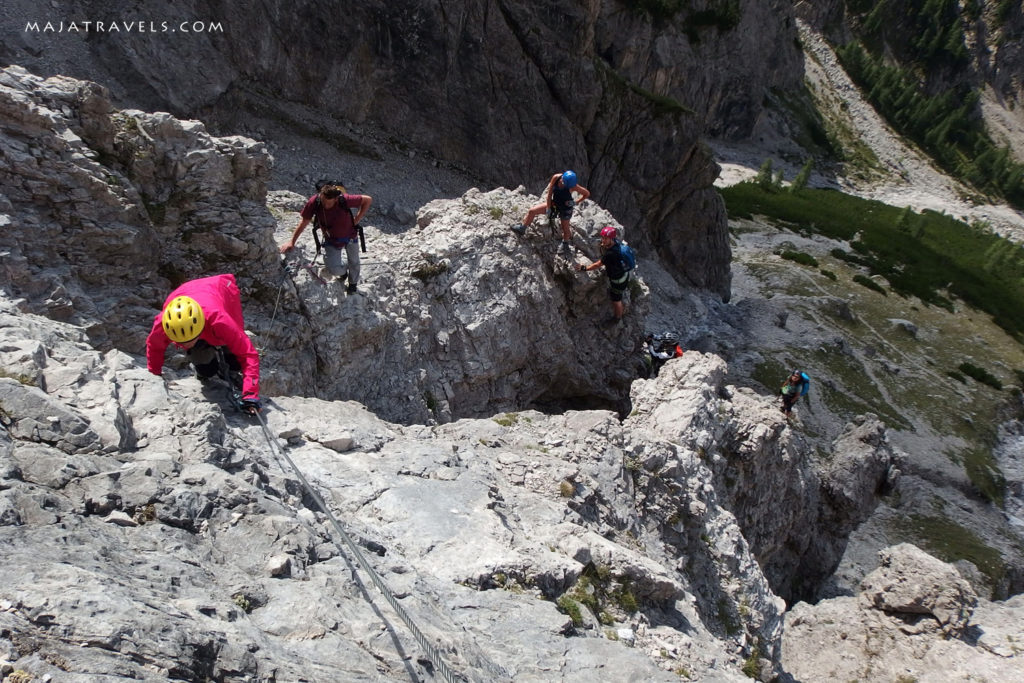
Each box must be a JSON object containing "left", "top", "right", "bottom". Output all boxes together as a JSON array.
[
  {"left": 511, "top": 223, "right": 526, "bottom": 235},
  {"left": 346, "top": 283, "right": 358, "bottom": 294},
  {"left": 560, "top": 240, "right": 572, "bottom": 254}
]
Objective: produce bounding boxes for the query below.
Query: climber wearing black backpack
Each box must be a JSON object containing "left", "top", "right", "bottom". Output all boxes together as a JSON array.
[
  {"left": 641, "top": 331, "right": 683, "bottom": 378},
  {"left": 579, "top": 226, "right": 636, "bottom": 326},
  {"left": 279, "top": 182, "right": 372, "bottom": 294}
]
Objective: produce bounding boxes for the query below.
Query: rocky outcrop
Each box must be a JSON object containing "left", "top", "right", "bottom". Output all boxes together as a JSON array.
[
  {"left": 860, "top": 543, "right": 977, "bottom": 636},
  {"left": 267, "top": 185, "right": 652, "bottom": 424},
  {"left": 627, "top": 358, "right": 897, "bottom": 604},
  {"left": 1, "top": 17, "right": 1023, "bottom": 682},
  {"left": 0, "top": 66, "right": 655, "bottom": 424},
  {"left": 783, "top": 543, "right": 1024, "bottom": 682},
  {"left": 0, "top": 65, "right": 279, "bottom": 355},
  {"left": 5, "top": 276, "right": 1017, "bottom": 680}
]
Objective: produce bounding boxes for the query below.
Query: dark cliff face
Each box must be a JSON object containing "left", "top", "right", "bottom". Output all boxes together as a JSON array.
[{"left": 7, "top": 0, "right": 807, "bottom": 300}]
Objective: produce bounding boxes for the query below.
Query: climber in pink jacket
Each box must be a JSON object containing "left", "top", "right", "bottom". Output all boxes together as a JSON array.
[{"left": 146, "top": 274, "right": 261, "bottom": 413}]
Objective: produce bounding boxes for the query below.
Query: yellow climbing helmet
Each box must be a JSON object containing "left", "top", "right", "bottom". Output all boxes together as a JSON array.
[{"left": 162, "top": 295, "right": 205, "bottom": 343}]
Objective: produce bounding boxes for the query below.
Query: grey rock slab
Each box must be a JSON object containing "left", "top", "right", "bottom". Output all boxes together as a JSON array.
[{"left": 0, "top": 377, "right": 101, "bottom": 454}]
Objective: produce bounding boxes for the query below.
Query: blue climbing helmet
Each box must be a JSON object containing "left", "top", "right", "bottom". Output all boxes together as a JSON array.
[{"left": 561, "top": 170, "right": 577, "bottom": 188}]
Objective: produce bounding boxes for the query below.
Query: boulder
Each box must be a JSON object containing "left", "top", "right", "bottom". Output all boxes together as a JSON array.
[{"left": 860, "top": 543, "right": 977, "bottom": 636}]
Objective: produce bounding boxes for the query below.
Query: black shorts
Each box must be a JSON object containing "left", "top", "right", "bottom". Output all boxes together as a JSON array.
[
  {"left": 609, "top": 275, "right": 629, "bottom": 302},
  {"left": 188, "top": 340, "right": 240, "bottom": 379},
  {"left": 549, "top": 206, "right": 573, "bottom": 221}
]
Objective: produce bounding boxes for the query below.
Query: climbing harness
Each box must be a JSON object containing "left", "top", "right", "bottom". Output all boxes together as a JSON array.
[
  {"left": 210, "top": 352, "right": 463, "bottom": 683},
  {"left": 546, "top": 207, "right": 561, "bottom": 240}
]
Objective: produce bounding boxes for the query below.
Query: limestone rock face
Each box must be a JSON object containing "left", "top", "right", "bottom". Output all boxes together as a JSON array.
[
  {"left": 783, "top": 544, "right": 1024, "bottom": 683},
  {"left": 0, "top": 291, "right": 788, "bottom": 681},
  {"left": 266, "top": 184, "right": 654, "bottom": 424},
  {"left": 0, "top": 65, "right": 279, "bottom": 355},
  {"left": 2, "top": 219, "right": 1012, "bottom": 681},
  {"left": 5, "top": 284, "right": 1008, "bottom": 681},
  {"left": 860, "top": 543, "right": 977, "bottom": 636},
  {"left": 627, "top": 357, "right": 896, "bottom": 603}
]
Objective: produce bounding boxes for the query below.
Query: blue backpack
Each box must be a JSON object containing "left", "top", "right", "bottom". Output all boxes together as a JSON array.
[
  {"left": 782, "top": 371, "right": 811, "bottom": 397},
  {"left": 618, "top": 241, "right": 636, "bottom": 271}
]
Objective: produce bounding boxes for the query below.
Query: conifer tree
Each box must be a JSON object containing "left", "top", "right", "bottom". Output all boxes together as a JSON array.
[{"left": 790, "top": 159, "right": 813, "bottom": 192}]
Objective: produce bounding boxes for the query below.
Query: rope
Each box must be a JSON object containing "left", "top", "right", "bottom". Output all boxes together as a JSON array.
[
  {"left": 209, "top": 346, "right": 513, "bottom": 681},
  {"left": 265, "top": 269, "right": 290, "bottom": 337},
  {"left": 263, "top": 253, "right": 325, "bottom": 344},
  {"left": 248, "top": 410, "right": 463, "bottom": 683},
  {"left": 210, "top": 348, "right": 461, "bottom": 680}
]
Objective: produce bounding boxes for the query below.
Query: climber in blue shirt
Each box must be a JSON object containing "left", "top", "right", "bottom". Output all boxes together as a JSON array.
[{"left": 781, "top": 370, "right": 810, "bottom": 417}]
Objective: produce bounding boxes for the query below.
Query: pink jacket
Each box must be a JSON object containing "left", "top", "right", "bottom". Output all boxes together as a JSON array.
[{"left": 146, "top": 274, "right": 260, "bottom": 399}]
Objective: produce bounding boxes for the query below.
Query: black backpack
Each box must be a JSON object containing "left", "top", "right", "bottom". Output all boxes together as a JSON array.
[{"left": 312, "top": 179, "right": 366, "bottom": 253}]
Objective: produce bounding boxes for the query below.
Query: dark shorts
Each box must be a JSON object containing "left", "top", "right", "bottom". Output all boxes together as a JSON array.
[
  {"left": 609, "top": 276, "right": 629, "bottom": 302},
  {"left": 549, "top": 206, "right": 573, "bottom": 221},
  {"left": 188, "top": 340, "right": 240, "bottom": 380}
]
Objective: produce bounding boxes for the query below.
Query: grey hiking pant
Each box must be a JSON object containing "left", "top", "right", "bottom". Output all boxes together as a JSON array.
[{"left": 324, "top": 241, "right": 360, "bottom": 285}]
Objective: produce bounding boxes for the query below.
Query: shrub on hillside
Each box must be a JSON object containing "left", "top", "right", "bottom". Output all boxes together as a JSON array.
[
  {"left": 719, "top": 182, "right": 1024, "bottom": 340},
  {"left": 959, "top": 362, "right": 1003, "bottom": 390},
  {"left": 853, "top": 274, "right": 887, "bottom": 295},
  {"left": 779, "top": 250, "right": 819, "bottom": 267}
]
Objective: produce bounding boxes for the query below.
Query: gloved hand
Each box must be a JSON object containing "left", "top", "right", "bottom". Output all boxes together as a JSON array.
[
  {"left": 237, "top": 397, "right": 262, "bottom": 414},
  {"left": 579, "top": 264, "right": 587, "bottom": 272}
]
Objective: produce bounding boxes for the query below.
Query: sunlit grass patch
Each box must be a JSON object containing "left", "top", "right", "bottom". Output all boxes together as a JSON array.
[{"left": 721, "top": 182, "right": 1024, "bottom": 340}]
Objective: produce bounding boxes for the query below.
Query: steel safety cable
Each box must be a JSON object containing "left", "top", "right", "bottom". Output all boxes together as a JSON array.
[{"left": 249, "top": 409, "right": 463, "bottom": 683}]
